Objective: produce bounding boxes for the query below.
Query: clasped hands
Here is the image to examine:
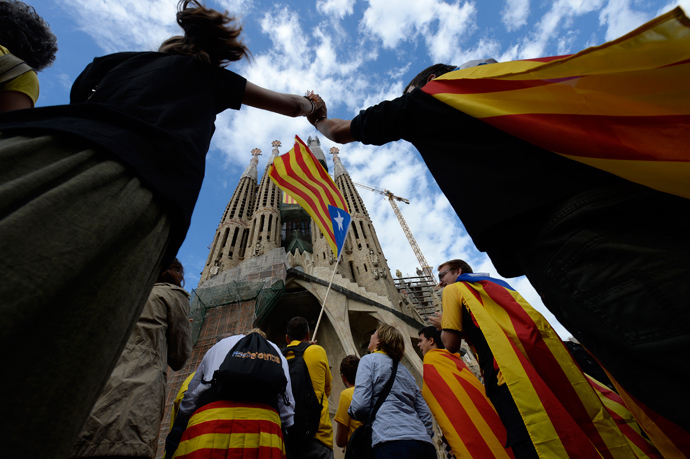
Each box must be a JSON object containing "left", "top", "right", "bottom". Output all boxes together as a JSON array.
[{"left": 305, "top": 91, "right": 327, "bottom": 127}]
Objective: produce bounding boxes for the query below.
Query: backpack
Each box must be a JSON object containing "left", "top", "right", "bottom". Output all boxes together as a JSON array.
[
  {"left": 203, "top": 332, "right": 288, "bottom": 409},
  {"left": 281, "top": 342, "right": 324, "bottom": 451}
]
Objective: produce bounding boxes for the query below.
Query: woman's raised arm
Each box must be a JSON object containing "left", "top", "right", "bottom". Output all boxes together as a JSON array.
[{"left": 242, "top": 81, "right": 315, "bottom": 118}]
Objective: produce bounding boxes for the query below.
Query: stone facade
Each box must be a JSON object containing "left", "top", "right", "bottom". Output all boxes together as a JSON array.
[{"left": 156, "top": 138, "right": 458, "bottom": 458}]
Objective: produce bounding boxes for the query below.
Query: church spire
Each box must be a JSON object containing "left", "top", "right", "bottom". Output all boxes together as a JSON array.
[
  {"left": 240, "top": 148, "right": 261, "bottom": 181},
  {"left": 199, "top": 149, "right": 258, "bottom": 283},
  {"left": 330, "top": 146, "right": 348, "bottom": 179},
  {"left": 246, "top": 141, "right": 282, "bottom": 257}
]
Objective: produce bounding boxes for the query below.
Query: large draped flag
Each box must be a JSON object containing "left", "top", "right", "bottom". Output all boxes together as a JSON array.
[
  {"left": 603, "top": 370, "right": 690, "bottom": 457},
  {"left": 449, "top": 274, "right": 640, "bottom": 459},
  {"left": 422, "top": 7, "right": 690, "bottom": 199},
  {"left": 422, "top": 348, "right": 514, "bottom": 458},
  {"left": 268, "top": 136, "right": 351, "bottom": 258},
  {"left": 586, "top": 375, "right": 662, "bottom": 459}
]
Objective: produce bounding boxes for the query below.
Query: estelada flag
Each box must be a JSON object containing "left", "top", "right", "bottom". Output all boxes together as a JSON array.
[
  {"left": 268, "top": 135, "right": 351, "bottom": 258},
  {"left": 586, "top": 375, "right": 663, "bottom": 459},
  {"left": 444, "top": 274, "right": 637, "bottom": 458},
  {"left": 422, "top": 348, "right": 514, "bottom": 458},
  {"left": 422, "top": 7, "right": 690, "bottom": 199}
]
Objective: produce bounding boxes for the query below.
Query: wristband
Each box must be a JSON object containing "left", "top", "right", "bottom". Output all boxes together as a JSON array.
[
  {"left": 303, "top": 96, "right": 316, "bottom": 116},
  {"left": 313, "top": 116, "right": 326, "bottom": 129}
]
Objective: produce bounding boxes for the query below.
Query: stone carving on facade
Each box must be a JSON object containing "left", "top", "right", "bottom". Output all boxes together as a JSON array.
[
  {"left": 368, "top": 248, "right": 379, "bottom": 267},
  {"left": 253, "top": 240, "right": 264, "bottom": 257}
]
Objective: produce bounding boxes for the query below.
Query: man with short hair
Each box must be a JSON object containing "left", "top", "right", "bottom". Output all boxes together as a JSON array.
[
  {"left": 436, "top": 261, "right": 538, "bottom": 459},
  {"left": 284, "top": 317, "right": 334, "bottom": 459},
  {"left": 418, "top": 325, "right": 512, "bottom": 459},
  {"left": 308, "top": 58, "right": 690, "bottom": 432},
  {"left": 334, "top": 355, "right": 362, "bottom": 450}
]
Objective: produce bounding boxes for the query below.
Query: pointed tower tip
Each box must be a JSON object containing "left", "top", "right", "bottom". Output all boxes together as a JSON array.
[
  {"left": 307, "top": 136, "right": 328, "bottom": 171},
  {"left": 241, "top": 148, "right": 261, "bottom": 182},
  {"left": 330, "top": 146, "right": 348, "bottom": 179}
]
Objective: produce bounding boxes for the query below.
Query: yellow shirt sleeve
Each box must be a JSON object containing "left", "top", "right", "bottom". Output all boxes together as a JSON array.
[
  {"left": 441, "top": 284, "right": 465, "bottom": 332},
  {"left": 334, "top": 387, "right": 363, "bottom": 441},
  {"left": 0, "top": 45, "right": 39, "bottom": 105}
]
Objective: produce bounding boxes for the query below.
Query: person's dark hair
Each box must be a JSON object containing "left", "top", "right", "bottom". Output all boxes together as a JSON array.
[
  {"left": 376, "top": 323, "right": 404, "bottom": 362},
  {"left": 438, "top": 259, "right": 473, "bottom": 274},
  {"left": 157, "top": 258, "right": 185, "bottom": 287},
  {"left": 0, "top": 0, "right": 57, "bottom": 71},
  {"left": 403, "top": 63, "right": 455, "bottom": 94},
  {"left": 159, "top": 0, "right": 250, "bottom": 67},
  {"left": 419, "top": 326, "right": 444, "bottom": 350},
  {"left": 339, "top": 355, "right": 360, "bottom": 385},
  {"left": 286, "top": 316, "right": 310, "bottom": 341}
]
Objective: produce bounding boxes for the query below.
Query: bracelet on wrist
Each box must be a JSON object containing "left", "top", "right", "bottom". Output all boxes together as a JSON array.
[
  {"left": 313, "top": 116, "right": 326, "bottom": 129},
  {"left": 303, "top": 96, "right": 316, "bottom": 116}
]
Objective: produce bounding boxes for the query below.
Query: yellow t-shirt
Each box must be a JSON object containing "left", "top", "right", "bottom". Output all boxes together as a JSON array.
[
  {"left": 442, "top": 283, "right": 505, "bottom": 386},
  {"left": 0, "top": 45, "right": 39, "bottom": 106},
  {"left": 286, "top": 340, "right": 333, "bottom": 448},
  {"left": 334, "top": 386, "right": 363, "bottom": 442}
]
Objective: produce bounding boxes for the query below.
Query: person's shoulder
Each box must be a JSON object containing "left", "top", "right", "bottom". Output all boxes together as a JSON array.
[
  {"left": 153, "top": 282, "right": 191, "bottom": 298},
  {"left": 305, "top": 343, "right": 328, "bottom": 358}
]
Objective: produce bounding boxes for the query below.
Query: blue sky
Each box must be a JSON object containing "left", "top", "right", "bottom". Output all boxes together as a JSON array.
[{"left": 28, "top": 0, "right": 684, "bottom": 338}]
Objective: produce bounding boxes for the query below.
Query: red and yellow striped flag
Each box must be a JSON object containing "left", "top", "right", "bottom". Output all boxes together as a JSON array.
[
  {"left": 422, "top": 7, "right": 690, "bottom": 199},
  {"left": 603, "top": 370, "right": 690, "bottom": 457},
  {"left": 173, "top": 400, "right": 285, "bottom": 459},
  {"left": 422, "top": 348, "right": 514, "bottom": 458},
  {"left": 268, "top": 136, "right": 350, "bottom": 257},
  {"left": 452, "top": 275, "right": 636, "bottom": 458},
  {"left": 587, "top": 375, "right": 662, "bottom": 459}
]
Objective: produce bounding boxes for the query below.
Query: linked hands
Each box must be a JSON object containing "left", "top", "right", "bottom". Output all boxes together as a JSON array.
[{"left": 305, "top": 92, "right": 327, "bottom": 128}]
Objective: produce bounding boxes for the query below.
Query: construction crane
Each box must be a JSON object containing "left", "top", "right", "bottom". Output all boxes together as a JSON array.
[{"left": 354, "top": 182, "right": 435, "bottom": 283}]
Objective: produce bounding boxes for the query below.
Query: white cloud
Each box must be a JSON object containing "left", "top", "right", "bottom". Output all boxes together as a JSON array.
[
  {"left": 657, "top": 0, "right": 690, "bottom": 16},
  {"left": 360, "top": 0, "right": 477, "bottom": 61},
  {"left": 60, "top": 0, "right": 179, "bottom": 52},
  {"left": 519, "top": 0, "right": 604, "bottom": 58},
  {"left": 599, "top": 0, "right": 653, "bottom": 41},
  {"left": 317, "top": 0, "right": 356, "bottom": 18},
  {"left": 501, "top": 0, "right": 530, "bottom": 32}
]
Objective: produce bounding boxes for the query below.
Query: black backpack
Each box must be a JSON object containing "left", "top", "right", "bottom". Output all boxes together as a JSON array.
[
  {"left": 202, "top": 332, "right": 288, "bottom": 409},
  {"left": 281, "top": 342, "right": 324, "bottom": 452}
]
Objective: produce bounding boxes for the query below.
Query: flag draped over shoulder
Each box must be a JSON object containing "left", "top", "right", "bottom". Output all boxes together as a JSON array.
[
  {"left": 603, "top": 370, "right": 690, "bottom": 457},
  {"left": 268, "top": 136, "right": 351, "bottom": 258},
  {"left": 422, "top": 348, "right": 514, "bottom": 458},
  {"left": 453, "top": 275, "right": 640, "bottom": 459},
  {"left": 586, "top": 375, "right": 662, "bottom": 459},
  {"left": 422, "top": 7, "right": 690, "bottom": 199}
]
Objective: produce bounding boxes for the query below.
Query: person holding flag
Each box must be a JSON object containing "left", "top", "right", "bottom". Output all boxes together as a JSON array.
[{"left": 306, "top": 7, "right": 690, "bottom": 439}]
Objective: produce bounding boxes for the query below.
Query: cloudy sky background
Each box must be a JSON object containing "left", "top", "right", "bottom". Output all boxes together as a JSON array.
[{"left": 31, "top": 0, "right": 686, "bottom": 338}]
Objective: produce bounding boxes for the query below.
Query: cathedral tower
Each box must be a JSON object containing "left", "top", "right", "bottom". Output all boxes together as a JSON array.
[
  {"left": 246, "top": 141, "right": 282, "bottom": 258},
  {"left": 199, "top": 148, "right": 259, "bottom": 282}
]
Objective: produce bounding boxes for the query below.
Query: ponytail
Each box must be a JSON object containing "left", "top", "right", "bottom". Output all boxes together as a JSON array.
[{"left": 160, "top": 0, "right": 251, "bottom": 67}]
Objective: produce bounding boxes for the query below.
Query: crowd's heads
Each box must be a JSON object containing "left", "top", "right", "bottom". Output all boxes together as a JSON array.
[
  {"left": 159, "top": 0, "right": 250, "bottom": 67},
  {"left": 437, "top": 259, "right": 473, "bottom": 286},
  {"left": 403, "top": 63, "right": 456, "bottom": 94},
  {"left": 286, "top": 316, "right": 310, "bottom": 342},
  {"left": 157, "top": 258, "right": 185, "bottom": 287},
  {"left": 0, "top": 0, "right": 58, "bottom": 71},
  {"left": 376, "top": 323, "right": 405, "bottom": 362},
  {"left": 339, "top": 355, "right": 360, "bottom": 386},
  {"left": 418, "top": 326, "right": 444, "bottom": 355}
]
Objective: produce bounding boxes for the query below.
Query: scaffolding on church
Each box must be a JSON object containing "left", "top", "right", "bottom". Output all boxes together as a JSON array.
[
  {"left": 394, "top": 274, "right": 439, "bottom": 319},
  {"left": 189, "top": 279, "right": 286, "bottom": 345}
]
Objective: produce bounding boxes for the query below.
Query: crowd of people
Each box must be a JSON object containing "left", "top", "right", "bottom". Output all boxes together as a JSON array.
[{"left": 1, "top": 0, "right": 688, "bottom": 457}]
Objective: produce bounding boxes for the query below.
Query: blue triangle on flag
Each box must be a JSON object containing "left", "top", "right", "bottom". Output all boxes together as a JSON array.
[{"left": 328, "top": 205, "right": 351, "bottom": 257}]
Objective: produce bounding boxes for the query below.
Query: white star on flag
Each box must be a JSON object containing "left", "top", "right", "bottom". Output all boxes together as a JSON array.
[{"left": 334, "top": 211, "right": 344, "bottom": 231}]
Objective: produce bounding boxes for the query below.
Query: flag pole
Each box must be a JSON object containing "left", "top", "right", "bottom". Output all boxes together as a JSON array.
[{"left": 312, "top": 221, "right": 350, "bottom": 341}]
